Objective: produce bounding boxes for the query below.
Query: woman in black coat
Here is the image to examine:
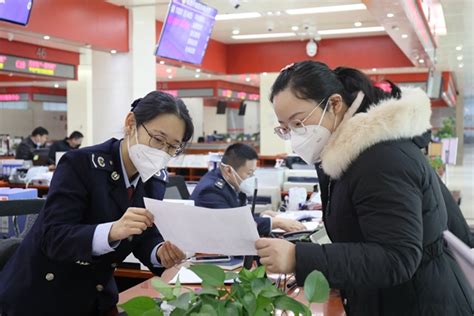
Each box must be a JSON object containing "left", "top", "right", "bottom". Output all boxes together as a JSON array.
[{"left": 255, "top": 61, "right": 473, "bottom": 315}]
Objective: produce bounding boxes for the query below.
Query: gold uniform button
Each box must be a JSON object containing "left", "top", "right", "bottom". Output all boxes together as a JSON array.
[
  {"left": 45, "top": 273, "right": 55, "bottom": 281},
  {"left": 97, "top": 156, "right": 106, "bottom": 168},
  {"left": 96, "top": 284, "right": 104, "bottom": 292}
]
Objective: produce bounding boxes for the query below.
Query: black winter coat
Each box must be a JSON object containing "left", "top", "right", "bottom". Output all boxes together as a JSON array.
[{"left": 294, "top": 88, "right": 473, "bottom": 315}]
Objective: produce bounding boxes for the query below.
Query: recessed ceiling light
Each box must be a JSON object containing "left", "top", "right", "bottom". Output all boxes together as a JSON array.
[
  {"left": 43, "top": 35, "right": 50, "bottom": 40},
  {"left": 232, "top": 28, "right": 240, "bottom": 35},
  {"left": 286, "top": 3, "right": 366, "bottom": 15},
  {"left": 458, "top": 63, "right": 464, "bottom": 68},
  {"left": 110, "top": 49, "right": 117, "bottom": 54},
  {"left": 168, "top": 75, "right": 173, "bottom": 79},
  {"left": 195, "top": 74, "right": 201, "bottom": 78},
  {"left": 291, "top": 26, "right": 299, "bottom": 31},
  {"left": 354, "top": 22, "right": 362, "bottom": 27},
  {"left": 207, "top": 74, "right": 212, "bottom": 78},
  {"left": 232, "top": 32, "right": 296, "bottom": 40},
  {"left": 215, "top": 12, "right": 261, "bottom": 20},
  {"left": 262, "top": 72, "right": 268, "bottom": 76},
  {"left": 386, "top": 13, "right": 395, "bottom": 18},
  {"left": 245, "top": 76, "right": 251, "bottom": 82},
  {"left": 54, "top": 83, "right": 59, "bottom": 88},
  {"left": 418, "top": 59, "right": 425, "bottom": 64},
  {"left": 267, "top": 11, "right": 273, "bottom": 16},
  {"left": 159, "top": 60, "right": 165, "bottom": 65},
  {"left": 318, "top": 26, "right": 384, "bottom": 35},
  {"left": 457, "top": 55, "right": 463, "bottom": 61},
  {"left": 372, "top": 68, "right": 377, "bottom": 72},
  {"left": 275, "top": 11, "right": 281, "bottom": 16},
  {"left": 8, "top": 73, "right": 13, "bottom": 77},
  {"left": 455, "top": 45, "right": 462, "bottom": 51},
  {"left": 401, "top": 34, "right": 408, "bottom": 39},
  {"left": 166, "top": 68, "right": 172, "bottom": 73},
  {"left": 196, "top": 68, "right": 201, "bottom": 72}
]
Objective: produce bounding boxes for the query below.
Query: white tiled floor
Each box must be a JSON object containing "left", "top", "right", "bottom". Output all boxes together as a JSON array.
[{"left": 446, "top": 143, "right": 474, "bottom": 223}]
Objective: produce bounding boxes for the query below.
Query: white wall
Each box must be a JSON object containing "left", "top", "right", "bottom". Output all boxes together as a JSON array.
[
  {"left": 243, "top": 101, "right": 260, "bottom": 135},
  {"left": 181, "top": 98, "right": 203, "bottom": 141},
  {"left": 465, "top": 97, "right": 474, "bottom": 142},
  {"left": 203, "top": 106, "right": 227, "bottom": 135},
  {"left": 0, "top": 102, "right": 67, "bottom": 140}
]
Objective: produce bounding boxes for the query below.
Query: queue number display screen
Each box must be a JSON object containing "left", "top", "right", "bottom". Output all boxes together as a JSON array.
[
  {"left": 0, "top": 54, "right": 75, "bottom": 79},
  {"left": 156, "top": 0, "right": 217, "bottom": 65},
  {"left": 0, "top": 0, "right": 33, "bottom": 25}
]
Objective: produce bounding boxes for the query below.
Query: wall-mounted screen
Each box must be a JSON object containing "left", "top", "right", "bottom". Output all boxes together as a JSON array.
[
  {"left": 0, "top": 0, "right": 33, "bottom": 26},
  {"left": 156, "top": 0, "right": 217, "bottom": 65}
]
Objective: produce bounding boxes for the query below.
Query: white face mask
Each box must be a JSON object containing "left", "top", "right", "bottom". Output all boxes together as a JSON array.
[
  {"left": 221, "top": 163, "right": 257, "bottom": 196},
  {"left": 128, "top": 127, "right": 171, "bottom": 182},
  {"left": 290, "top": 91, "right": 365, "bottom": 165},
  {"left": 290, "top": 99, "right": 332, "bottom": 164}
]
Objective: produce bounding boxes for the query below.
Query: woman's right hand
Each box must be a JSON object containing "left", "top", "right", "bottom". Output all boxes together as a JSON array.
[{"left": 109, "top": 207, "right": 154, "bottom": 242}]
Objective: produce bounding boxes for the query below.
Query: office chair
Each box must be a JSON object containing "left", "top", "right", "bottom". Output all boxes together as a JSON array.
[{"left": 0, "top": 199, "right": 45, "bottom": 270}]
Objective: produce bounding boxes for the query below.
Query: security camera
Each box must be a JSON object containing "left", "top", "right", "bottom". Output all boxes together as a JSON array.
[
  {"left": 267, "top": 26, "right": 273, "bottom": 32},
  {"left": 267, "top": 21, "right": 274, "bottom": 32},
  {"left": 229, "top": 0, "right": 240, "bottom": 9}
]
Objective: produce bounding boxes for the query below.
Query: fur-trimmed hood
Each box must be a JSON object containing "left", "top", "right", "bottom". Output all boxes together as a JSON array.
[{"left": 321, "top": 88, "right": 432, "bottom": 179}]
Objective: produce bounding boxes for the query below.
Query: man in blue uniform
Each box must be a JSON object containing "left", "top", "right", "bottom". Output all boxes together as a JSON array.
[{"left": 191, "top": 143, "right": 305, "bottom": 235}]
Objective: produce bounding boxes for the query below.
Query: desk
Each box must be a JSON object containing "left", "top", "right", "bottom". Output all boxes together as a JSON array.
[
  {"left": 119, "top": 267, "right": 345, "bottom": 315},
  {"left": 0, "top": 181, "right": 49, "bottom": 196}
]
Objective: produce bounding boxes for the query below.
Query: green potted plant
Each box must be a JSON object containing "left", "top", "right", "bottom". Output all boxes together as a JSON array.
[
  {"left": 120, "top": 264, "right": 330, "bottom": 316},
  {"left": 429, "top": 156, "right": 445, "bottom": 177},
  {"left": 435, "top": 117, "right": 455, "bottom": 139}
]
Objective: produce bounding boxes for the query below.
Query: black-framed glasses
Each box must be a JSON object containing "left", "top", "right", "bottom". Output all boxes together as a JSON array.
[
  {"left": 141, "top": 124, "right": 184, "bottom": 157},
  {"left": 273, "top": 98, "right": 327, "bottom": 140}
]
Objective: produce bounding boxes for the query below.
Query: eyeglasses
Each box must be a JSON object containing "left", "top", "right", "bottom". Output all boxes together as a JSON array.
[
  {"left": 141, "top": 124, "right": 184, "bottom": 157},
  {"left": 274, "top": 98, "right": 326, "bottom": 140}
]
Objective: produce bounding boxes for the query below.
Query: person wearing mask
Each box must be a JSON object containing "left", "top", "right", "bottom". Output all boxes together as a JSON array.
[
  {"left": 15, "top": 126, "right": 49, "bottom": 160},
  {"left": 191, "top": 143, "right": 306, "bottom": 236},
  {"left": 255, "top": 61, "right": 472, "bottom": 315},
  {"left": 48, "top": 131, "right": 84, "bottom": 165},
  {"left": 0, "top": 91, "right": 194, "bottom": 316}
]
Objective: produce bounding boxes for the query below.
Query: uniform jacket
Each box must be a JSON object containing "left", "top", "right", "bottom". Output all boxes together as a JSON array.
[
  {"left": 0, "top": 138, "right": 167, "bottom": 316},
  {"left": 294, "top": 88, "right": 473, "bottom": 315},
  {"left": 15, "top": 137, "right": 38, "bottom": 160},
  {"left": 190, "top": 168, "right": 271, "bottom": 236}
]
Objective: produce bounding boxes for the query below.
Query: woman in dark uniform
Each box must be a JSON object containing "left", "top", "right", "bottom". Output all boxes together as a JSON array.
[
  {"left": 255, "top": 61, "right": 472, "bottom": 315},
  {"left": 0, "top": 91, "right": 194, "bottom": 316}
]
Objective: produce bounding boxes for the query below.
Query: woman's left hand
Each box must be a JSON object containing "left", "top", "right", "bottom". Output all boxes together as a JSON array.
[
  {"left": 255, "top": 238, "right": 296, "bottom": 274},
  {"left": 157, "top": 241, "right": 186, "bottom": 268}
]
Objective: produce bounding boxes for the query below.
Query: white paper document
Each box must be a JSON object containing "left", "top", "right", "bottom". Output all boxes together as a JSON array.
[
  {"left": 169, "top": 266, "right": 235, "bottom": 284},
  {"left": 144, "top": 198, "right": 260, "bottom": 256}
]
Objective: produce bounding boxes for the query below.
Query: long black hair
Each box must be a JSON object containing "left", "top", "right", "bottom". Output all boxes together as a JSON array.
[
  {"left": 270, "top": 61, "right": 401, "bottom": 114},
  {"left": 130, "top": 91, "right": 194, "bottom": 145}
]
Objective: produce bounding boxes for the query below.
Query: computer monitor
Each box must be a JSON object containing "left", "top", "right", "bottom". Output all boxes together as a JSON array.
[
  {"left": 165, "top": 175, "right": 190, "bottom": 200},
  {"left": 238, "top": 101, "right": 247, "bottom": 116},
  {"left": 32, "top": 148, "right": 49, "bottom": 166}
]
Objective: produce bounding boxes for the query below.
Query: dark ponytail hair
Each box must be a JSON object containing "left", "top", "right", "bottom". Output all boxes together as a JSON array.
[
  {"left": 131, "top": 91, "right": 194, "bottom": 144},
  {"left": 270, "top": 61, "right": 401, "bottom": 114}
]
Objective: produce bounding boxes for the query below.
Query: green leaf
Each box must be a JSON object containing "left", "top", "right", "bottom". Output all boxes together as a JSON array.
[
  {"left": 170, "top": 308, "right": 187, "bottom": 316},
  {"left": 255, "top": 295, "right": 273, "bottom": 315},
  {"left": 274, "top": 295, "right": 310, "bottom": 316},
  {"left": 196, "top": 304, "right": 218, "bottom": 316},
  {"left": 250, "top": 278, "right": 270, "bottom": 297},
  {"left": 224, "top": 301, "right": 241, "bottom": 316},
  {"left": 304, "top": 270, "right": 330, "bottom": 304},
  {"left": 119, "top": 296, "right": 158, "bottom": 316},
  {"left": 173, "top": 276, "right": 182, "bottom": 297},
  {"left": 151, "top": 277, "right": 175, "bottom": 300},
  {"left": 238, "top": 268, "right": 253, "bottom": 282},
  {"left": 189, "top": 264, "right": 225, "bottom": 287},
  {"left": 225, "top": 271, "right": 239, "bottom": 281},
  {"left": 242, "top": 293, "right": 257, "bottom": 315},
  {"left": 169, "top": 292, "right": 193, "bottom": 310},
  {"left": 142, "top": 309, "right": 164, "bottom": 316},
  {"left": 199, "top": 285, "right": 219, "bottom": 297},
  {"left": 260, "top": 289, "right": 284, "bottom": 299},
  {"left": 252, "top": 266, "right": 266, "bottom": 279}
]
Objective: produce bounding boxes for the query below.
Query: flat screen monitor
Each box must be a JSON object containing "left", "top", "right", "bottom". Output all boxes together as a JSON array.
[
  {"left": 156, "top": 0, "right": 218, "bottom": 65},
  {"left": 216, "top": 101, "right": 226, "bottom": 114},
  {"left": 238, "top": 101, "right": 247, "bottom": 116},
  {"left": 0, "top": 0, "right": 33, "bottom": 26}
]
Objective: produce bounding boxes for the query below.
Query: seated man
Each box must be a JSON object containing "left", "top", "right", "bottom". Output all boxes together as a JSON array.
[
  {"left": 15, "top": 126, "right": 49, "bottom": 160},
  {"left": 48, "top": 131, "right": 84, "bottom": 165},
  {"left": 191, "top": 143, "right": 305, "bottom": 236}
]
